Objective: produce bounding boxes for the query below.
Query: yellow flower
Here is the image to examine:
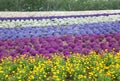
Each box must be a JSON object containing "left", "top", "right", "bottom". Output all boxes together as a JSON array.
[
  {"left": 17, "top": 77, "right": 21, "bottom": 79},
  {"left": 99, "top": 69, "right": 103, "bottom": 73},
  {"left": 18, "top": 80, "right": 22, "bottom": 81},
  {"left": 12, "top": 71, "right": 15, "bottom": 73},
  {"left": 0, "top": 71, "right": 3, "bottom": 73},
  {"left": 83, "top": 69, "right": 86, "bottom": 73},
  {"left": 78, "top": 74, "right": 84, "bottom": 79},
  {"left": 104, "top": 66, "right": 109, "bottom": 70},
  {"left": 39, "top": 77, "right": 41, "bottom": 79},
  {"left": 53, "top": 76, "right": 60, "bottom": 81},
  {"left": 117, "top": 51, "right": 120, "bottom": 56},
  {"left": 44, "top": 75, "right": 46, "bottom": 78},
  {"left": 112, "top": 74, "right": 115, "bottom": 79},
  {"left": 89, "top": 72, "right": 94, "bottom": 76},
  {"left": 56, "top": 70, "right": 59, "bottom": 74},
  {"left": 46, "top": 77, "right": 50, "bottom": 80},
  {"left": 116, "top": 64, "right": 120, "bottom": 69},
  {"left": 106, "top": 71, "right": 111, "bottom": 76},
  {"left": 53, "top": 72, "right": 57, "bottom": 75},
  {"left": 5, "top": 75, "right": 8, "bottom": 78},
  {"left": 0, "top": 66, "right": 3, "bottom": 70},
  {"left": 62, "top": 73, "right": 66, "bottom": 77},
  {"left": 30, "top": 75, "right": 34, "bottom": 79},
  {"left": 96, "top": 67, "right": 99, "bottom": 70}
]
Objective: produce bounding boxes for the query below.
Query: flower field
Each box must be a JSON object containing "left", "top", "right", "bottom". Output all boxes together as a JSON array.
[{"left": 0, "top": 13, "right": 120, "bottom": 81}]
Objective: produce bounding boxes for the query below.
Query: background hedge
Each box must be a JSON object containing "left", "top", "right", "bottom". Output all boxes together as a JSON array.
[{"left": 0, "top": 0, "right": 120, "bottom": 11}]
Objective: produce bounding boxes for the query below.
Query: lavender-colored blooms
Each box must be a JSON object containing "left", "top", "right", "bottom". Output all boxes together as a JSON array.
[{"left": 0, "top": 21, "right": 120, "bottom": 40}]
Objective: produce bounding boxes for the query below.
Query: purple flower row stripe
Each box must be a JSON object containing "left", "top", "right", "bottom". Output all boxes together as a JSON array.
[
  {"left": 0, "top": 21, "right": 120, "bottom": 40},
  {"left": 0, "top": 33, "right": 120, "bottom": 58},
  {"left": 0, "top": 13, "right": 120, "bottom": 21}
]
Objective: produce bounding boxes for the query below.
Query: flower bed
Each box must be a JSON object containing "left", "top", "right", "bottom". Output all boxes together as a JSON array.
[
  {"left": 0, "top": 14, "right": 120, "bottom": 28},
  {"left": 0, "top": 33, "right": 120, "bottom": 58},
  {"left": 0, "top": 13, "right": 120, "bottom": 80},
  {"left": 0, "top": 21, "right": 120, "bottom": 40},
  {"left": 0, "top": 52, "right": 120, "bottom": 81}
]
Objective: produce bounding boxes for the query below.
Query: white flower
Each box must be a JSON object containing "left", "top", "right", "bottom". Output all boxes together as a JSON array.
[{"left": 0, "top": 15, "right": 119, "bottom": 28}]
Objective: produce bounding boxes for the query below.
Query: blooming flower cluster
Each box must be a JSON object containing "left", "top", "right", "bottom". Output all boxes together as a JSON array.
[
  {"left": 0, "top": 33, "right": 120, "bottom": 58},
  {"left": 0, "top": 21, "right": 120, "bottom": 40},
  {"left": 0, "top": 13, "right": 120, "bottom": 80},
  {"left": 0, "top": 52, "right": 120, "bottom": 81},
  {"left": 0, "top": 15, "right": 120, "bottom": 28}
]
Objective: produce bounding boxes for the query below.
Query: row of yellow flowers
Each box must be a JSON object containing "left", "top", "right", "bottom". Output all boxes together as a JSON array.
[{"left": 0, "top": 51, "right": 120, "bottom": 81}]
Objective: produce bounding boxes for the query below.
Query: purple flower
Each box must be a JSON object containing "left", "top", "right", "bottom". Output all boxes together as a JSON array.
[
  {"left": 38, "top": 48, "right": 46, "bottom": 54},
  {"left": 58, "top": 47, "right": 64, "bottom": 52},
  {"left": 73, "top": 46, "right": 82, "bottom": 53},
  {"left": 10, "top": 50, "right": 16, "bottom": 56},
  {"left": 30, "top": 50, "right": 37, "bottom": 56},
  {"left": 25, "top": 46, "right": 31, "bottom": 52},
  {"left": 82, "top": 43, "right": 87, "bottom": 48},
  {"left": 63, "top": 45, "right": 68, "bottom": 49},
  {"left": 68, "top": 42, "right": 75, "bottom": 48},
  {"left": 106, "top": 36, "right": 112, "bottom": 41},
  {"left": 0, "top": 40, "right": 4, "bottom": 46},
  {"left": 100, "top": 43, "right": 108, "bottom": 50},
  {"left": 48, "top": 48, "right": 56, "bottom": 53},
  {"left": 55, "top": 39, "right": 62, "bottom": 43},
  {"left": 34, "top": 45, "right": 41, "bottom": 51},
  {"left": 82, "top": 35, "right": 89, "bottom": 40},
  {"left": 67, "top": 47, "right": 73, "bottom": 52},
  {"left": 113, "top": 33, "right": 120, "bottom": 40},
  {"left": 81, "top": 48, "right": 90, "bottom": 55},
  {"left": 75, "top": 36, "right": 82, "bottom": 40},
  {"left": 0, "top": 51, "right": 8, "bottom": 57},
  {"left": 63, "top": 49, "right": 70, "bottom": 55},
  {"left": 114, "top": 46, "right": 120, "bottom": 52}
]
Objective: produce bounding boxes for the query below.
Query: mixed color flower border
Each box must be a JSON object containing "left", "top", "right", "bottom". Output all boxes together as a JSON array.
[{"left": 0, "top": 13, "right": 120, "bottom": 80}]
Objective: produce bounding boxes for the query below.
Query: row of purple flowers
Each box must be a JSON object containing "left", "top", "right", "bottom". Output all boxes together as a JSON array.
[{"left": 0, "top": 33, "right": 120, "bottom": 58}]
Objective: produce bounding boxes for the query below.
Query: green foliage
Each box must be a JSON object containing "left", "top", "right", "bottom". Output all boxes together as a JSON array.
[
  {"left": 0, "top": 0, "right": 119, "bottom": 11},
  {"left": 1, "top": 53, "right": 120, "bottom": 80}
]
